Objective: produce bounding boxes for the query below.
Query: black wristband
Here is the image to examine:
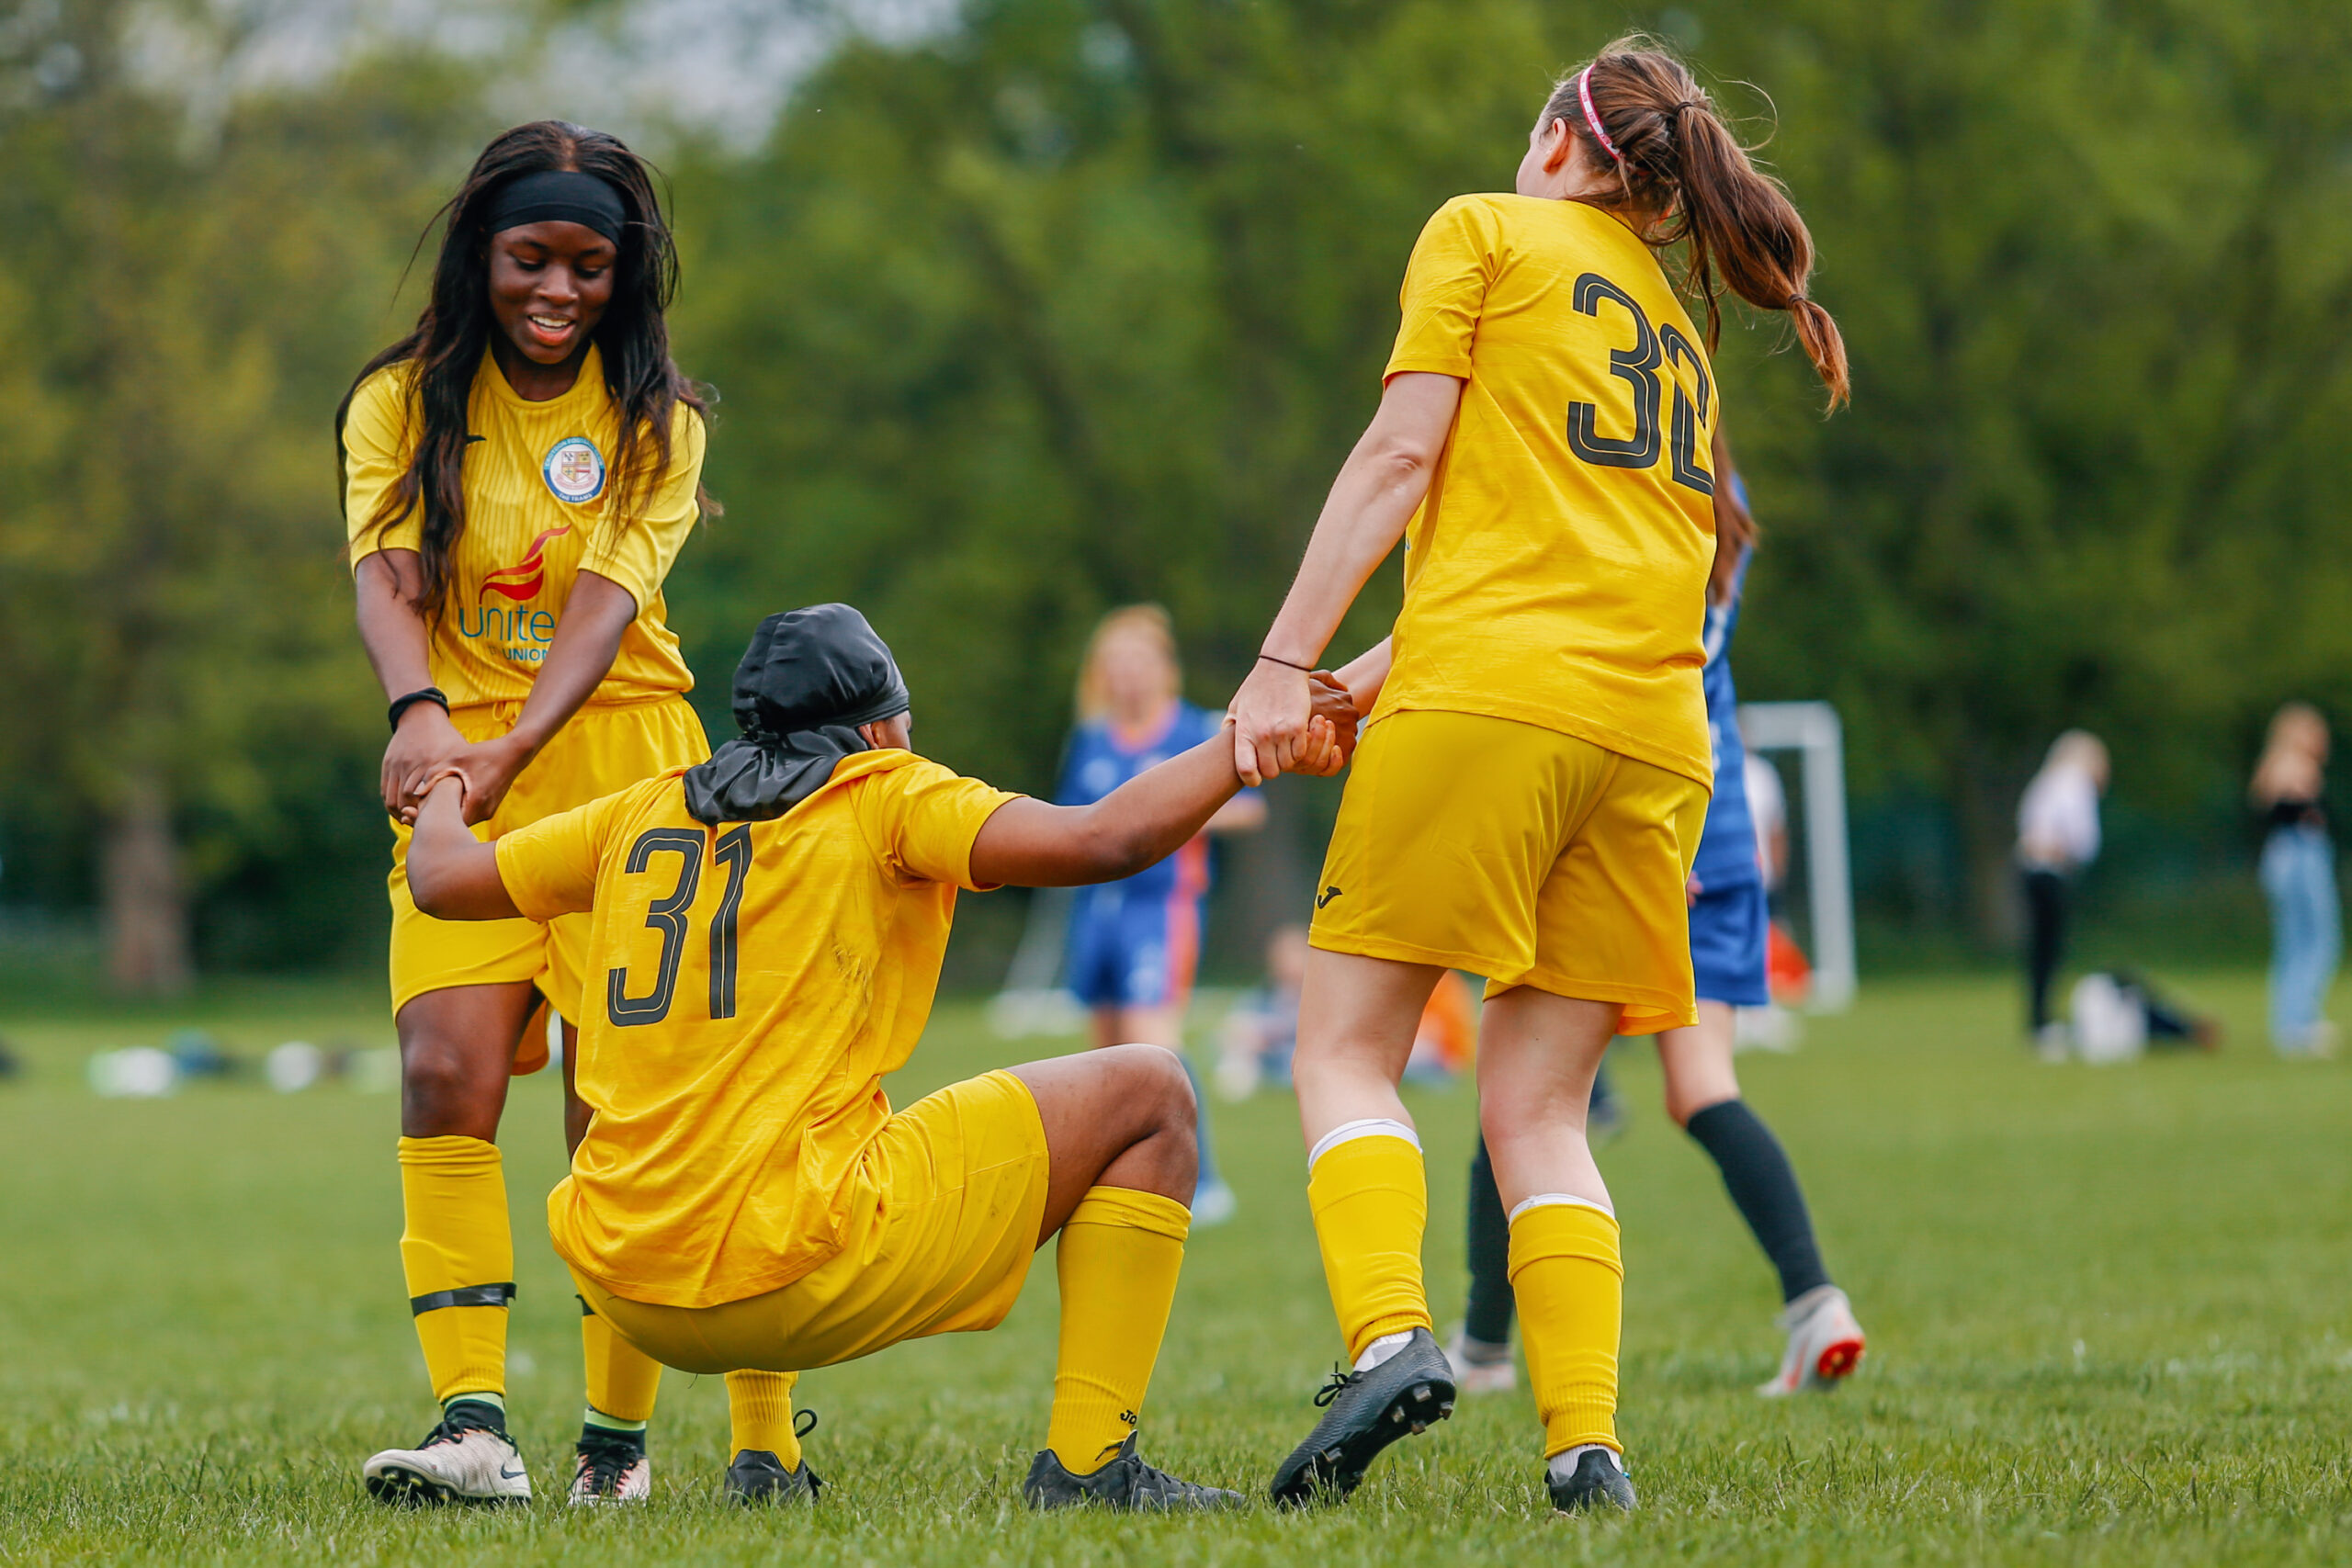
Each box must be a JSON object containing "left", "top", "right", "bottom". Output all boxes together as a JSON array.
[
  {"left": 388, "top": 687, "right": 451, "bottom": 733},
  {"left": 1257, "top": 652, "right": 1315, "bottom": 673}
]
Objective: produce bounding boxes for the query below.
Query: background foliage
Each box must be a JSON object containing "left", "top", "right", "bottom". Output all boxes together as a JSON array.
[{"left": 2, "top": 0, "right": 2347, "bottom": 983}]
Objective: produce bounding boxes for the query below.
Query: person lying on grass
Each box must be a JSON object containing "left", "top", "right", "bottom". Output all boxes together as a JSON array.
[{"left": 403, "top": 602, "right": 1356, "bottom": 1509}]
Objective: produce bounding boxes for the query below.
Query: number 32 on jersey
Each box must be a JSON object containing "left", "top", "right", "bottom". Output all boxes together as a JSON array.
[{"left": 1565, "top": 272, "right": 1715, "bottom": 497}]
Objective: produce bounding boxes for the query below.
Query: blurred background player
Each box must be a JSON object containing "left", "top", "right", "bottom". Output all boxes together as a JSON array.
[
  {"left": 1058, "top": 606, "right": 1262, "bottom": 1224},
  {"left": 2017, "top": 730, "right": 2109, "bottom": 1055},
  {"left": 2251, "top": 703, "right": 2339, "bottom": 1056},
  {"left": 338, "top": 120, "right": 795, "bottom": 1507},
  {"left": 1227, "top": 41, "right": 1849, "bottom": 1514},
  {"left": 1446, "top": 431, "right": 1865, "bottom": 1401}
]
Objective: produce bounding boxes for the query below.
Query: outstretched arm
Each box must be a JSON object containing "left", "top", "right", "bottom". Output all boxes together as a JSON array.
[
  {"left": 1228, "top": 372, "right": 1461, "bottom": 785},
  {"left": 407, "top": 776, "right": 523, "bottom": 920},
  {"left": 975, "top": 686, "right": 1355, "bottom": 887}
]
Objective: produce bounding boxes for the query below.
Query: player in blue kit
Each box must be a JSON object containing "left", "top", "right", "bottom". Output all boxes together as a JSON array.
[
  {"left": 1060, "top": 606, "right": 1264, "bottom": 1225},
  {"left": 1447, "top": 433, "right": 1867, "bottom": 1397}
]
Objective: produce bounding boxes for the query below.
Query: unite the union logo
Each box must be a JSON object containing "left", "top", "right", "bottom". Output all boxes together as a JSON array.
[
  {"left": 542, "top": 434, "right": 606, "bottom": 505},
  {"left": 480, "top": 524, "right": 573, "bottom": 604}
]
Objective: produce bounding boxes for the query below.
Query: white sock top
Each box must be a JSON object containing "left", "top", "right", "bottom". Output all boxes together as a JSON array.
[
  {"left": 1506, "top": 1191, "right": 1615, "bottom": 1224},
  {"left": 1307, "top": 1117, "right": 1420, "bottom": 1169}
]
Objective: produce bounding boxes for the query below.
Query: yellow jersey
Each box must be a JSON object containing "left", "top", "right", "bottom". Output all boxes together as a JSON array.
[
  {"left": 343, "top": 345, "right": 706, "bottom": 708},
  {"left": 494, "top": 751, "right": 1022, "bottom": 1309},
  {"left": 1376, "top": 195, "right": 1717, "bottom": 787}
]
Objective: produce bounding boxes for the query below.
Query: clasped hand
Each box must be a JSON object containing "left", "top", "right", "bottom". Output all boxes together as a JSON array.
[
  {"left": 1231, "top": 665, "right": 1361, "bottom": 785},
  {"left": 381, "top": 711, "right": 531, "bottom": 829}
]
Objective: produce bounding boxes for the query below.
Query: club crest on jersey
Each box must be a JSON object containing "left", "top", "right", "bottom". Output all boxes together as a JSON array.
[{"left": 542, "top": 435, "right": 605, "bottom": 504}]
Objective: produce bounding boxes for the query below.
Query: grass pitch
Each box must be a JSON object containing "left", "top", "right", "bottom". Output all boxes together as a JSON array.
[{"left": 4, "top": 970, "right": 2351, "bottom": 1564}]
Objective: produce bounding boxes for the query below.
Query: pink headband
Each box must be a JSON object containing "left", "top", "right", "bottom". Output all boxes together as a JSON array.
[{"left": 1576, "top": 65, "right": 1623, "bottom": 164}]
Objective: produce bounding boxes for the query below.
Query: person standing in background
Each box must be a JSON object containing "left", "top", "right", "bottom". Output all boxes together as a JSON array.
[
  {"left": 1059, "top": 606, "right": 1264, "bottom": 1225},
  {"left": 2017, "top": 731, "right": 2109, "bottom": 1055},
  {"left": 2252, "top": 704, "right": 2338, "bottom": 1057}
]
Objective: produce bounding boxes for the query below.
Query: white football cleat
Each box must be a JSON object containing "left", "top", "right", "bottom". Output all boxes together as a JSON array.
[
  {"left": 567, "top": 1434, "right": 652, "bottom": 1505},
  {"left": 1442, "top": 1327, "right": 1519, "bottom": 1394},
  {"left": 1758, "top": 1284, "right": 1866, "bottom": 1397},
  {"left": 364, "top": 1418, "right": 533, "bottom": 1506}
]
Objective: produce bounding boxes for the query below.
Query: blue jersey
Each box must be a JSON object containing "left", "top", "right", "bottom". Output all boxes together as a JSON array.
[
  {"left": 1690, "top": 529, "right": 1763, "bottom": 896},
  {"left": 1057, "top": 701, "right": 1227, "bottom": 904}
]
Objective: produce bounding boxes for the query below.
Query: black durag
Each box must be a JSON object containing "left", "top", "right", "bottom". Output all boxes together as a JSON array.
[{"left": 681, "top": 604, "right": 911, "bottom": 824}]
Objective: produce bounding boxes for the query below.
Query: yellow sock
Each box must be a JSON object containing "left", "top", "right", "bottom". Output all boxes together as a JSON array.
[
  {"left": 1510, "top": 1200, "right": 1623, "bottom": 1456},
  {"left": 580, "top": 1300, "right": 662, "bottom": 1427},
  {"left": 1046, "top": 1186, "right": 1191, "bottom": 1476},
  {"left": 726, "top": 1371, "right": 804, "bottom": 1467},
  {"left": 397, "top": 1135, "right": 514, "bottom": 1405},
  {"left": 1306, "top": 1134, "right": 1432, "bottom": 1363}
]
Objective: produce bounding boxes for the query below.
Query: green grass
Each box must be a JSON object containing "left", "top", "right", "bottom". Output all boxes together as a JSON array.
[{"left": 5, "top": 970, "right": 2352, "bottom": 1563}]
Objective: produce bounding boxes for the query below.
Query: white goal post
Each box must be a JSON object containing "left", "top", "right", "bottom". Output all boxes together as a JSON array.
[{"left": 1736, "top": 700, "right": 1857, "bottom": 1012}]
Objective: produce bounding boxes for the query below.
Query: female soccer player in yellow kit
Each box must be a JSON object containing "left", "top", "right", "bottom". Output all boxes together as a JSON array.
[
  {"left": 339, "top": 120, "right": 795, "bottom": 1506},
  {"left": 1227, "top": 41, "right": 1850, "bottom": 1514},
  {"left": 400, "top": 604, "right": 1357, "bottom": 1510}
]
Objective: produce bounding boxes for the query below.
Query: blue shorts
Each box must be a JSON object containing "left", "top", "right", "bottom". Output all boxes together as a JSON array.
[
  {"left": 1066, "top": 888, "right": 1201, "bottom": 1010},
  {"left": 1690, "top": 878, "right": 1771, "bottom": 1008}
]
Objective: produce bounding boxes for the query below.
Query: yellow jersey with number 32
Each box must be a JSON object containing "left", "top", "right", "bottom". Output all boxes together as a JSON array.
[
  {"left": 342, "top": 344, "right": 706, "bottom": 708},
  {"left": 1376, "top": 195, "right": 1717, "bottom": 788},
  {"left": 493, "top": 750, "right": 1021, "bottom": 1309}
]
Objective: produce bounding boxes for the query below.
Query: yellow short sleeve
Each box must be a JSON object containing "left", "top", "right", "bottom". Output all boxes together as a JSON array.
[
  {"left": 343, "top": 365, "right": 423, "bottom": 569},
  {"left": 851, "top": 758, "right": 1023, "bottom": 891},
  {"left": 1384, "top": 197, "right": 1501, "bottom": 383},
  {"left": 581, "top": 405, "right": 707, "bottom": 613},
  {"left": 496, "top": 784, "right": 636, "bottom": 921}
]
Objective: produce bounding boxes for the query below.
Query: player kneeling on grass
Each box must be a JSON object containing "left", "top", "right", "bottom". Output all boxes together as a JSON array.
[{"left": 404, "top": 604, "right": 1355, "bottom": 1509}]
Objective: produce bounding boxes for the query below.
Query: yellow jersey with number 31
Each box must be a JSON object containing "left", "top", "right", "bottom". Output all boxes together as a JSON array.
[
  {"left": 1375, "top": 195, "right": 1717, "bottom": 788},
  {"left": 493, "top": 750, "right": 1022, "bottom": 1309},
  {"left": 342, "top": 344, "right": 706, "bottom": 708}
]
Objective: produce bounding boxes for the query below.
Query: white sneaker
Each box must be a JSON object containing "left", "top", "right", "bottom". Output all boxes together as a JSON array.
[
  {"left": 568, "top": 1436, "right": 652, "bottom": 1505},
  {"left": 1758, "top": 1285, "right": 1866, "bottom": 1397},
  {"left": 364, "top": 1418, "right": 533, "bottom": 1506},
  {"left": 1442, "top": 1327, "right": 1519, "bottom": 1394},
  {"left": 1191, "top": 1179, "right": 1238, "bottom": 1228}
]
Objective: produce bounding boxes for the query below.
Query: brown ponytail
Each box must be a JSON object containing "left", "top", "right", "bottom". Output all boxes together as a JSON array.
[{"left": 1541, "top": 39, "right": 1849, "bottom": 409}]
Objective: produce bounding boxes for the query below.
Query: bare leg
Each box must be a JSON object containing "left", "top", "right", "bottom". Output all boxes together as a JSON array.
[
  {"left": 1475, "top": 987, "right": 1621, "bottom": 1211},
  {"left": 1654, "top": 1001, "right": 1740, "bottom": 1127},
  {"left": 1010, "top": 1044, "right": 1199, "bottom": 1243},
  {"left": 397, "top": 981, "right": 537, "bottom": 1139},
  {"left": 1291, "top": 949, "right": 1443, "bottom": 1148}
]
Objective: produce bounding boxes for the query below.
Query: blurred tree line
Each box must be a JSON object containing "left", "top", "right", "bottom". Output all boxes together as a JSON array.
[{"left": 2, "top": 0, "right": 2348, "bottom": 990}]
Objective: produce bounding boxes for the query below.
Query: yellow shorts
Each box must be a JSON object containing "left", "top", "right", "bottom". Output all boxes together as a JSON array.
[
  {"left": 1310, "top": 709, "right": 1710, "bottom": 1035},
  {"left": 576, "top": 1070, "right": 1052, "bottom": 1375},
  {"left": 387, "top": 694, "right": 708, "bottom": 1061}
]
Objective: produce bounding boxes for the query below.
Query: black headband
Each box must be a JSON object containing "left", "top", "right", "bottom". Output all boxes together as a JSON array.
[{"left": 481, "top": 170, "right": 628, "bottom": 246}]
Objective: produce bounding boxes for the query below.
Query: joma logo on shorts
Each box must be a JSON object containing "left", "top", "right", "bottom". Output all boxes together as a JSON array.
[{"left": 1316, "top": 886, "right": 1343, "bottom": 909}]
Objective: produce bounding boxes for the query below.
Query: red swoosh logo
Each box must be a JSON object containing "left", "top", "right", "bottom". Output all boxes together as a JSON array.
[{"left": 481, "top": 524, "right": 573, "bottom": 603}]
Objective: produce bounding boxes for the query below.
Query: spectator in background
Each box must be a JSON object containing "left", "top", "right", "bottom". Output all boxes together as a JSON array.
[
  {"left": 1059, "top": 605, "right": 1265, "bottom": 1225},
  {"left": 2018, "top": 731, "right": 2109, "bottom": 1053},
  {"left": 2252, "top": 704, "right": 2338, "bottom": 1057}
]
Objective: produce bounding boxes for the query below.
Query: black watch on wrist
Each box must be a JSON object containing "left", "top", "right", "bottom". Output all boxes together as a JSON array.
[{"left": 388, "top": 686, "right": 452, "bottom": 734}]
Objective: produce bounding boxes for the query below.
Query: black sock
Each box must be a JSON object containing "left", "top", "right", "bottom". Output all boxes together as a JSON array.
[
  {"left": 1683, "top": 1099, "right": 1831, "bottom": 1303},
  {"left": 578, "top": 1422, "right": 647, "bottom": 1455},
  {"left": 442, "top": 1397, "right": 507, "bottom": 1436},
  {"left": 1463, "top": 1135, "right": 1515, "bottom": 1347}
]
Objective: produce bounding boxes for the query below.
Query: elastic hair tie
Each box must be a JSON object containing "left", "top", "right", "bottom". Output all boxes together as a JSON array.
[{"left": 1576, "top": 65, "right": 1623, "bottom": 164}]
